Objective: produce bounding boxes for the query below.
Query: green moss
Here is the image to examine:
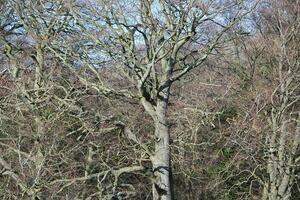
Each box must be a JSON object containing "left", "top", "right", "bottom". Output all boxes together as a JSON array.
[
  {"left": 218, "top": 106, "right": 238, "bottom": 123},
  {"left": 206, "top": 162, "right": 226, "bottom": 176},
  {"left": 259, "top": 65, "right": 273, "bottom": 78},
  {"left": 221, "top": 147, "right": 234, "bottom": 159},
  {"left": 0, "top": 129, "right": 7, "bottom": 138},
  {"left": 223, "top": 191, "right": 234, "bottom": 200}
]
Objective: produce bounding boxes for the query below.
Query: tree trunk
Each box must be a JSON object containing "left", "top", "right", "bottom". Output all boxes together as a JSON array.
[{"left": 151, "top": 84, "right": 172, "bottom": 200}]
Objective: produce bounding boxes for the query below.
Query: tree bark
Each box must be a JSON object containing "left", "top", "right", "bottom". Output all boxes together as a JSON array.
[
  {"left": 152, "top": 103, "right": 171, "bottom": 199},
  {"left": 151, "top": 82, "right": 172, "bottom": 200}
]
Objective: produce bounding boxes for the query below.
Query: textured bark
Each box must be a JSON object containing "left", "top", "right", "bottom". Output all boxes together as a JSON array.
[
  {"left": 140, "top": 71, "right": 172, "bottom": 199},
  {"left": 152, "top": 98, "right": 171, "bottom": 200}
]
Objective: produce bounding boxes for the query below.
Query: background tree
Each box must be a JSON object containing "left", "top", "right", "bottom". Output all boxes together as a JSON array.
[
  {"left": 256, "top": 1, "right": 299, "bottom": 199},
  {"left": 0, "top": 1, "right": 146, "bottom": 199}
]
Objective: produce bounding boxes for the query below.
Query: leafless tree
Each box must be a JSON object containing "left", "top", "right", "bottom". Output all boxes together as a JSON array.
[{"left": 51, "top": 1, "right": 257, "bottom": 199}]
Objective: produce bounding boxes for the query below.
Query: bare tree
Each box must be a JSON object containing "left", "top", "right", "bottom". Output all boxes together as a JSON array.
[
  {"left": 258, "top": 1, "right": 300, "bottom": 199},
  {"left": 53, "top": 1, "right": 256, "bottom": 199},
  {"left": 1, "top": 1, "right": 148, "bottom": 199},
  {"left": 229, "top": 0, "right": 300, "bottom": 198}
]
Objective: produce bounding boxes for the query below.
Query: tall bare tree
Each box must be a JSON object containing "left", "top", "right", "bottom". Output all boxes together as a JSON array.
[
  {"left": 258, "top": 1, "right": 300, "bottom": 199},
  {"left": 229, "top": 0, "right": 300, "bottom": 198},
  {"left": 57, "top": 1, "right": 256, "bottom": 199}
]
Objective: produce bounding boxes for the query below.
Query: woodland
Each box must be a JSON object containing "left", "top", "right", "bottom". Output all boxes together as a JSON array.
[{"left": 0, "top": 0, "right": 299, "bottom": 200}]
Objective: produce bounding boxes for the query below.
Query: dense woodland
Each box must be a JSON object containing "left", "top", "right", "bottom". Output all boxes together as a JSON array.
[{"left": 0, "top": 0, "right": 299, "bottom": 199}]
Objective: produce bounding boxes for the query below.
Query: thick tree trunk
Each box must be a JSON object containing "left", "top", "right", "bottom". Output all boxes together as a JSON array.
[
  {"left": 151, "top": 79, "right": 173, "bottom": 200},
  {"left": 139, "top": 56, "right": 174, "bottom": 199},
  {"left": 140, "top": 94, "right": 173, "bottom": 200},
  {"left": 152, "top": 100, "right": 171, "bottom": 200}
]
